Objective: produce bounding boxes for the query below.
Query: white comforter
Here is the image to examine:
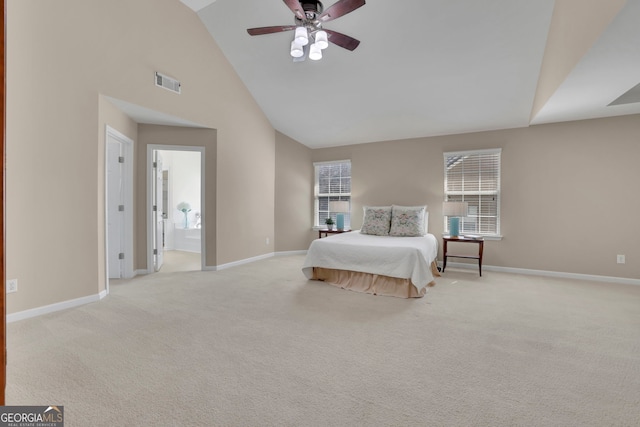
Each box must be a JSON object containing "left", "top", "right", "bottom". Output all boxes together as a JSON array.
[{"left": 302, "top": 231, "right": 439, "bottom": 290}]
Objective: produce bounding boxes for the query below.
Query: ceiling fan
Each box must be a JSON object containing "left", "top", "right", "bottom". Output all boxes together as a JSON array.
[{"left": 247, "top": 0, "right": 365, "bottom": 61}]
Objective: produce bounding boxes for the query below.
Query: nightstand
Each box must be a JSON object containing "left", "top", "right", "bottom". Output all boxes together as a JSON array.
[
  {"left": 442, "top": 236, "right": 484, "bottom": 276},
  {"left": 318, "top": 229, "right": 351, "bottom": 239}
]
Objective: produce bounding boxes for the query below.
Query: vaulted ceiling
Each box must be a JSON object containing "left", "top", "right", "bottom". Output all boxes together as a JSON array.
[{"left": 175, "top": 0, "right": 640, "bottom": 148}]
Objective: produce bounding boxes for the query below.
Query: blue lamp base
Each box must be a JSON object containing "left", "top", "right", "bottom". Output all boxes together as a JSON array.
[
  {"left": 336, "top": 213, "right": 345, "bottom": 231},
  {"left": 449, "top": 217, "right": 460, "bottom": 237}
]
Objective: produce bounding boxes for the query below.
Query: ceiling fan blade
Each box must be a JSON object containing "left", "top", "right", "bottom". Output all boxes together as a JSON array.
[
  {"left": 325, "top": 29, "right": 360, "bottom": 51},
  {"left": 318, "top": 0, "right": 366, "bottom": 23},
  {"left": 282, "top": 0, "right": 305, "bottom": 20},
  {"left": 247, "top": 25, "right": 297, "bottom": 36}
]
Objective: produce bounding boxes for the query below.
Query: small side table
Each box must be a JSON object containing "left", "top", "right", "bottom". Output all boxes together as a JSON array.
[
  {"left": 442, "top": 236, "right": 484, "bottom": 276},
  {"left": 318, "top": 229, "right": 351, "bottom": 239}
]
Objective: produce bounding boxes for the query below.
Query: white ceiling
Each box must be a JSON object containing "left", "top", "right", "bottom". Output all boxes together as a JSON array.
[{"left": 172, "top": 0, "right": 640, "bottom": 149}]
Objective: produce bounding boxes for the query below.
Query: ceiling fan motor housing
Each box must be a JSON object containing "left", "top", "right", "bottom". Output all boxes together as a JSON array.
[{"left": 301, "top": 0, "right": 323, "bottom": 19}]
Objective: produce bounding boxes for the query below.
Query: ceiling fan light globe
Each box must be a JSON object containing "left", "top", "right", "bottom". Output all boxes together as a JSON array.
[
  {"left": 294, "top": 27, "right": 309, "bottom": 46},
  {"left": 309, "top": 43, "right": 323, "bottom": 60},
  {"left": 290, "top": 41, "right": 304, "bottom": 58},
  {"left": 315, "top": 30, "right": 329, "bottom": 49}
]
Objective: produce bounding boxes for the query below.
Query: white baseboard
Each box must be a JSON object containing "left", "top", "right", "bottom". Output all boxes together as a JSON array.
[
  {"left": 212, "top": 249, "right": 307, "bottom": 270},
  {"left": 275, "top": 250, "right": 307, "bottom": 256},
  {"left": 442, "top": 261, "right": 640, "bottom": 286},
  {"left": 7, "top": 292, "right": 106, "bottom": 323},
  {"left": 203, "top": 251, "right": 305, "bottom": 270},
  {"left": 214, "top": 252, "right": 275, "bottom": 271}
]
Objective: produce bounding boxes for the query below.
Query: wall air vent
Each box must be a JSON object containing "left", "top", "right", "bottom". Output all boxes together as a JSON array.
[{"left": 155, "top": 72, "right": 181, "bottom": 94}]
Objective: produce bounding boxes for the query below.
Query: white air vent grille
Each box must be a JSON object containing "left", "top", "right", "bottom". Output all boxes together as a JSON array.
[{"left": 155, "top": 72, "right": 181, "bottom": 94}]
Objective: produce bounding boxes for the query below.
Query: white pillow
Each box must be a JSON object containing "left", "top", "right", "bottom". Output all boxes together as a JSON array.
[
  {"left": 389, "top": 205, "right": 427, "bottom": 237},
  {"left": 360, "top": 206, "right": 392, "bottom": 236}
]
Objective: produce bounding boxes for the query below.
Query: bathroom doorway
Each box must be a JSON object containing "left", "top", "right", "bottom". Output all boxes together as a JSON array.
[{"left": 147, "top": 145, "right": 205, "bottom": 273}]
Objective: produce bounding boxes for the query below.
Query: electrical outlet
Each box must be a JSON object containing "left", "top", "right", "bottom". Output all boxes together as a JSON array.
[
  {"left": 617, "top": 255, "right": 625, "bottom": 264},
  {"left": 266, "top": 237, "right": 270, "bottom": 245},
  {"left": 7, "top": 279, "right": 18, "bottom": 293}
]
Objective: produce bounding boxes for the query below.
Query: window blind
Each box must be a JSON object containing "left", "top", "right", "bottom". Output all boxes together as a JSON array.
[
  {"left": 314, "top": 160, "right": 351, "bottom": 227},
  {"left": 444, "top": 149, "right": 501, "bottom": 236}
]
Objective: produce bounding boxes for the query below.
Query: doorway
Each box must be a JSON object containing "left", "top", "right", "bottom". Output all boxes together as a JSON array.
[
  {"left": 105, "top": 126, "right": 134, "bottom": 285},
  {"left": 147, "top": 145, "right": 205, "bottom": 273}
]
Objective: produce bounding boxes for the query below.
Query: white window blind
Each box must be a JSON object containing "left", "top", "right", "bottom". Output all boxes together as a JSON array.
[
  {"left": 314, "top": 160, "right": 351, "bottom": 228},
  {"left": 444, "top": 149, "right": 501, "bottom": 236}
]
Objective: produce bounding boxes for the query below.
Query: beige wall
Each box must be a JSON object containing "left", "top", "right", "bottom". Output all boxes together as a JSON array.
[
  {"left": 278, "top": 115, "right": 639, "bottom": 280},
  {"left": 6, "top": 0, "right": 275, "bottom": 314},
  {"left": 137, "top": 125, "right": 217, "bottom": 269},
  {"left": 275, "top": 132, "right": 314, "bottom": 252}
]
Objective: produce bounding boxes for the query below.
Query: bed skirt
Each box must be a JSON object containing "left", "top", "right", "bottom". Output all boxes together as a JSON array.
[{"left": 311, "top": 261, "right": 440, "bottom": 298}]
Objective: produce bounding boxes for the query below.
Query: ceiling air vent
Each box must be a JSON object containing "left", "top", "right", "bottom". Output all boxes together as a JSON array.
[{"left": 155, "top": 72, "right": 181, "bottom": 94}]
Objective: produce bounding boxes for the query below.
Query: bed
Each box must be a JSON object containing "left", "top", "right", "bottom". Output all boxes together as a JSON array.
[{"left": 302, "top": 205, "right": 440, "bottom": 298}]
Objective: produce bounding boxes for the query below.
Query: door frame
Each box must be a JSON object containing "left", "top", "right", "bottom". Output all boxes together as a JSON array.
[
  {"left": 151, "top": 150, "right": 164, "bottom": 272},
  {"left": 2, "top": 0, "right": 6, "bottom": 404},
  {"left": 146, "top": 144, "right": 206, "bottom": 273},
  {"left": 104, "top": 126, "right": 135, "bottom": 290}
]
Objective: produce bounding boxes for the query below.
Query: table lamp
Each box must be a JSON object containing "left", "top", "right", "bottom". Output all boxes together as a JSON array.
[
  {"left": 443, "top": 201, "right": 468, "bottom": 237},
  {"left": 329, "top": 201, "right": 350, "bottom": 231}
]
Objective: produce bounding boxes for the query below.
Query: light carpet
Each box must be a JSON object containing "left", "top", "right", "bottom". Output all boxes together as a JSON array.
[{"left": 7, "top": 255, "right": 640, "bottom": 426}]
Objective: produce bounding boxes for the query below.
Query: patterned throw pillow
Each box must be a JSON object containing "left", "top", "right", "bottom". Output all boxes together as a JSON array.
[
  {"left": 389, "top": 205, "right": 427, "bottom": 237},
  {"left": 360, "top": 206, "right": 392, "bottom": 236}
]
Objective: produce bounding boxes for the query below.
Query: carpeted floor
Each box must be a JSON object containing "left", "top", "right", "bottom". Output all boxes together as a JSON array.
[{"left": 6, "top": 255, "right": 640, "bottom": 426}]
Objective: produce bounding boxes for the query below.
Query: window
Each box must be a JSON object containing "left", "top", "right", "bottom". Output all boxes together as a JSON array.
[
  {"left": 314, "top": 160, "right": 351, "bottom": 228},
  {"left": 444, "top": 149, "right": 501, "bottom": 237}
]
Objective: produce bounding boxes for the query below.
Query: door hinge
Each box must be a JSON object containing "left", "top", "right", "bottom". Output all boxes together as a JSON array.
[
  {"left": 118, "top": 253, "right": 125, "bottom": 260},
  {"left": 118, "top": 205, "right": 125, "bottom": 212},
  {"left": 118, "top": 156, "right": 125, "bottom": 163},
  {"left": 153, "top": 205, "right": 157, "bottom": 212},
  {"left": 153, "top": 161, "right": 157, "bottom": 168},
  {"left": 153, "top": 249, "right": 158, "bottom": 255}
]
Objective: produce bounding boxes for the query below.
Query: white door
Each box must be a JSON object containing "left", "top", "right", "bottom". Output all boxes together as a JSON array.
[
  {"left": 153, "top": 151, "right": 164, "bottom": 271},
  {"left": 107, "top": 139, "right": 124, "bottom": 278}
]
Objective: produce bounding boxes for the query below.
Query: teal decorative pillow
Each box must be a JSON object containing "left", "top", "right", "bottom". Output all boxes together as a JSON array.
[
  {"left": 389, "top": 205, "right": 427, "bottom": 236},
  {"left": 360, "top": 206, "right": 392, "bottom": 236}
]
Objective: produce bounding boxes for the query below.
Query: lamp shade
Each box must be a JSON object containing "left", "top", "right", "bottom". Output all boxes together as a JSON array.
[
  {"left": 315, "top": 30, "right": 329, "bottom": 49},
  {"left": 294, "top": 27, "right": 309, "bottom": 46},
  {"left": 290, "top": 41, "right": 304, "bottom": 58},
  {"left": 329, "top": 201, "right": 350, "bottom": 213},
  {"left": 443, "top": 201, "right": 468, "bottom": 217},
  {"left": 329, "top": 201, "right": 349, "bottom": 231},
  {"left": 309, "top": 43, "right": 322, "bottom": 60},
  {"left": 443, "top": 201, "right": 467, "bottom": 237}
]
